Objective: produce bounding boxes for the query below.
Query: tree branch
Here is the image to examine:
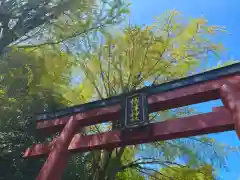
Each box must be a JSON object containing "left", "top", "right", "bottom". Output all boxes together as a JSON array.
[
  {"left": 137, "top": 166, "right": 174, "bottom": 180},
  {"left": 14, "top": 24, "right": 105, "bottom": 49}
]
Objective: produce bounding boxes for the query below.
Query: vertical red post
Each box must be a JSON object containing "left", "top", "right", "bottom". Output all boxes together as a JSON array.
[
  {"left": 36, "top": 117, "right": 79, "bottom": 180},
  {"left": 220, "top": 84, "right": 240, "bottom": 139}
]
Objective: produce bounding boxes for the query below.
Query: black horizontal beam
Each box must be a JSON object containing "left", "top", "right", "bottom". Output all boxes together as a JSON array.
[{"left": 37, "top": 62, "right": 240, "bottom": 121}]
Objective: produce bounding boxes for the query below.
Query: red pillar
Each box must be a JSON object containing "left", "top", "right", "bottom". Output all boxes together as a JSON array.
[
  {"left": 36, "top": 117, "right": 79, "bottom": 180},
  {"left": 220, "top": 84, "right": 240, "bottom": 139}
]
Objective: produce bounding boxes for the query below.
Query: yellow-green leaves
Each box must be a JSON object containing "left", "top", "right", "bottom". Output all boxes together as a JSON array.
[
  {"left": 77, "top": 10, "right": 225, "bottom": 99},
  {"left": 149, "top": 164, "right": 214, "bottom": 180},
  {"left": 62, "top": 78, "right": 94, "bottom": 105},
  {"left": 86, "top": 56, "right": 102, "bottom": 74}
]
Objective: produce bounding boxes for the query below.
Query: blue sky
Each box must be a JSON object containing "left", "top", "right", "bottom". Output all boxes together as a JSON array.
[{"left": 128, "top": 0, "right": 240, "bottom": 179}]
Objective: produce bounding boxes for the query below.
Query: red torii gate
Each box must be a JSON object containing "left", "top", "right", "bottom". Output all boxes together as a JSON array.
[{"left": 23, "top": 63, "right": 240, "bottom": 180}]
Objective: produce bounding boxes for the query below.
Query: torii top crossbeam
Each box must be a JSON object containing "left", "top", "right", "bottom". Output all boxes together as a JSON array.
[{"left": 23, "top": 62, "right": 240, "bottom": 180}]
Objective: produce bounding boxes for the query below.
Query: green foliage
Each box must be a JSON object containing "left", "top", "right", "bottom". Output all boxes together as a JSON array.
[
  {"left": 0, "top": 6, "right": 237, "bottom": 180},
  {"left": 0, "top": 48, "right": 73, "bottom": 179},
  {"left": 13, "top": 0, "right": 130, "bottom": 51},
  {"left": 0, "top": 1, "right": 130, "bottom": 179},
  {"left": 115, "top": 169, "right": 145, "bottom": 180},
  {"left": 0, "top": 0, "right": 93, "bottom": 53},
  {"left": 149, "top": 164, "right": 214, "bottom": 180}
]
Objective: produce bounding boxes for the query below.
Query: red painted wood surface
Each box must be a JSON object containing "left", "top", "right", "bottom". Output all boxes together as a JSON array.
[
  {"left": 37, "top": 75, "right": 240, "bottom": 135},
  {"left": 37, "top": 105, "right": 121, "bottom": 135},
  {"left": 24, "top": 108, "right": 234, "bottom": 158},
  {"left": 220, "top": 83, "right": 240, "bottom": 138},
  {"left": 35, "top": 118, "right": 79, "bottom": 180}
]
